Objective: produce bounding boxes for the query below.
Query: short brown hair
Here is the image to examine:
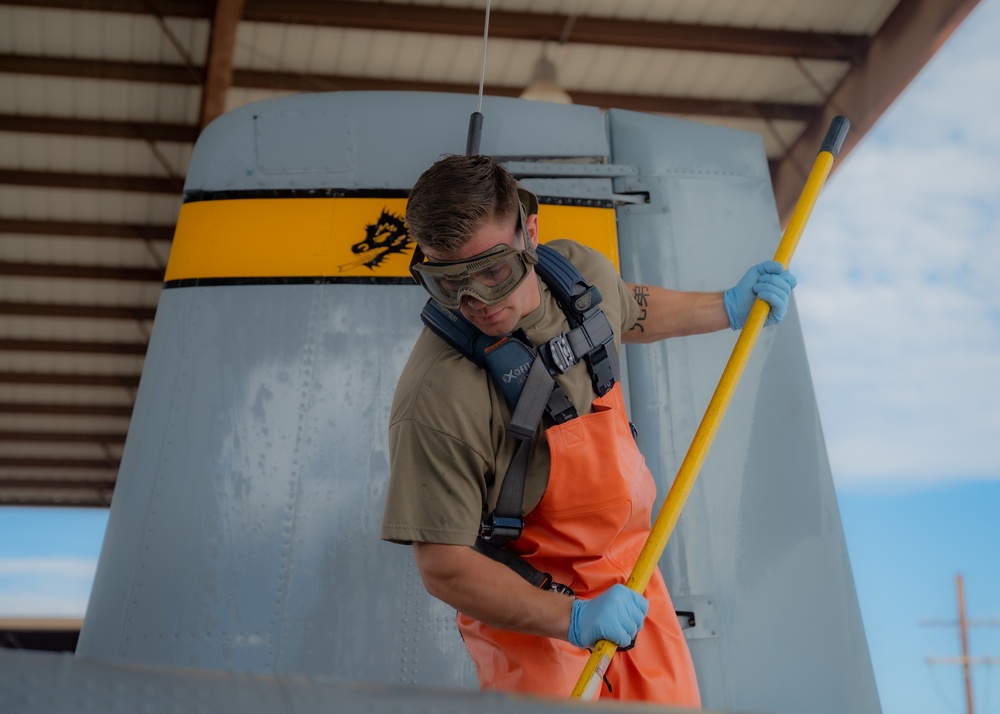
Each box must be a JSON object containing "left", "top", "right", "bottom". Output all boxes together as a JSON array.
[{"left": 405, "top": 155, "right": 520, "bottom": 254}]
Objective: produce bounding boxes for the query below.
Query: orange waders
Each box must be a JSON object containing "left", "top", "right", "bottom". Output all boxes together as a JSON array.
[{"left": 456, "top": 383, "right": 701, "bottom": 707}]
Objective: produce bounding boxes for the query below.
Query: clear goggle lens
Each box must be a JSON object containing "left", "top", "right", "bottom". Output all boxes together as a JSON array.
[{"left": 410, "top": 243, "right": 537, "bottom": 309}]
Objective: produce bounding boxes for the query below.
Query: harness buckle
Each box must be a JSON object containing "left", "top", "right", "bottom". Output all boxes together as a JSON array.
[
  {"left": 480, "top": 515, "right": 523, "bottom": 543},
  {"left": 547, "top": 388, "right": 577, "bottom": 424},
  {"left": 572, "top": 285, "right": 601, "bottom": 314},
  {"left": 587, "top": 344, "right": 616, "bottom": 396},
  {"left": 548, "top": 333, "right": 576, "bottom": 374},
  {"left": 538, "top": 572, "right": 576, "bottom": 598}
]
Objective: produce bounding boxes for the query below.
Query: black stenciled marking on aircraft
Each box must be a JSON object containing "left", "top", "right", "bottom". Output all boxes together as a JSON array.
[
  {"left": 163, "top": 276, "right": 417, "bottom": 289},
  {"left": 341, "top": 208, "right": 412, "bottom": 271}
]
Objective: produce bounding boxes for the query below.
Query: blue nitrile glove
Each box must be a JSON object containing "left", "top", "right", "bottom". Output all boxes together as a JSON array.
[
  {"left": 567, "top": 584, "right": 649, "bottom": 649},
  {"left": 723, "top": 261, "right": 798, "bottom": 330}
]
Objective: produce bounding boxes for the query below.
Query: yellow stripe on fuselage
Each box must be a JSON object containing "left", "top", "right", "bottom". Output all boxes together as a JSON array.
[{"left": 164, "top": 197, "right": 619, "bottom": 283}]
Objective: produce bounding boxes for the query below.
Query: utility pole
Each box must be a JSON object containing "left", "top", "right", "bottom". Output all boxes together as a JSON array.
[{"left": 924, "top": 574, "right": 1000, "bottom": 714}]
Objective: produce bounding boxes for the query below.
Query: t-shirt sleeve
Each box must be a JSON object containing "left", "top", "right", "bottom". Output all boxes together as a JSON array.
[{"left": 380, "top": 417, "right": 489, "bottom": 546}]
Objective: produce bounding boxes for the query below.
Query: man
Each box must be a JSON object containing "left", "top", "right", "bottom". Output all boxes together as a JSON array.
[{"left": 381, "top": 155, "right": 795, "bottom": 706}]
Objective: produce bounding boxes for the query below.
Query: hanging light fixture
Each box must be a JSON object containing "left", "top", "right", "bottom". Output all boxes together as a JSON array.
[{"left": 520, "top": 47, "right": 572, "bottom": 104}]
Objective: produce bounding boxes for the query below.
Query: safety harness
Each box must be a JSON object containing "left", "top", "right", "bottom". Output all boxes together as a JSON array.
[{"left": 420, "top": 243, "right": 621, "bottom": 595}]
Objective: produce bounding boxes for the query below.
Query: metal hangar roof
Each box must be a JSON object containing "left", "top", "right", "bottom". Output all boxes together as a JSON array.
[{"left": 0, "top": 0, "right": 981, "bottom": 507}]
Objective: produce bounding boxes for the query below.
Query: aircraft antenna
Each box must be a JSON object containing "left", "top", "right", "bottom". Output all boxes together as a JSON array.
[{"left": 466, "top": 0, "right": 491, "bottom": 155}]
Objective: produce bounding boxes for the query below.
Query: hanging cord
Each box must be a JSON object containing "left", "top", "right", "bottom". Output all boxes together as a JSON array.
[
  {"left": 466, "top": 0, "right": 492, "bottom": 155},
  {"left": 476, "top": 0, "right": 491, "bottom": 114}
]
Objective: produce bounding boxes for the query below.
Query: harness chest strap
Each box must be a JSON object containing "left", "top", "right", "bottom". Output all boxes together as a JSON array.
[{"left": 419, "top": 244, "right": 621, "bottom": 584}]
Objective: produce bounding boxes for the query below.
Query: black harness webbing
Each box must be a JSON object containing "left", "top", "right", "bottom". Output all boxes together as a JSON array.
[{"left": 419, "top": 244, "right": 621, "bottom": 593}]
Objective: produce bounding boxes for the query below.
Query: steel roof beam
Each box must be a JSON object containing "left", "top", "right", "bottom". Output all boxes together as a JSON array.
[
  {"left": 0, "top": 430, "right": 127, "bottom": 444},
  {"left": 0, "top": 403, "right": 133, "bottom": 416},
  {"left": 771, "top": 0, "right": 982, "bottom": 223},
  {"left": 0, "top": 478, "right": 116, "bottom": 489},
  {"left": 13, "top": 0, "right": 867, "bottom": 61},
  {"left": 0, "top": 57, "right": 818, "bottom": 122},
  {"left": 200, "top": 0, "right": 246, "bottom": 129},
  {"left": 0, "top": 219, "right": 174, "bottom": 241},
  {"left": 0, "top": 262, "right": 163, "bottom": 283},
  {"left": 244, "top": 1, "right": 869, "bottom": 61},
  {"left": 3, "top": 0, "right": 210, "bottom": 17},
  {"left": 0, "top": 114, "right": 198, "bottom": 143},
  {"left": 0, "top": 457, "right": 120, "bottom": 470},
  {"left": 0, "top": 338, "right": 148, "bottom": 356},
  {"left": 236, "top": 69, "right": 818, "bottom": 122},
  {"left": 0, "top": 54, "right": 197, "bottom": 84},
  {"left": 0, "top": 478, "right": 116, "bottom": 508},
  {"left": 0, "top": 169, "right": 180, "bottom": 195},
  {"left": 0, "top": 372, "right": 140, "bottom": 388},
  {"left": 0, "top": 494, "right": 112, "bottom": 508},
  {"left": 0, "top": 301, "right": 156, "bottom": 321}
]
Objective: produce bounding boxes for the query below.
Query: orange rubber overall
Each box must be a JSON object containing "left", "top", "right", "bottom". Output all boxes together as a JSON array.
[{"left": 457, "top": 383, "right": 701, "bottom": 706}]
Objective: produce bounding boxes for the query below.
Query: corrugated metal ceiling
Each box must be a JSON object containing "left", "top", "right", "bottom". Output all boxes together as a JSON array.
[{"left": 0, "top": 0, "right": 980, "bottom": 507}]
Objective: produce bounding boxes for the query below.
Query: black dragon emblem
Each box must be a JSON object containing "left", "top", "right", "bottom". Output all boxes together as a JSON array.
[{"left": 339, "top": 208, "right": 412, "bottom": 272}]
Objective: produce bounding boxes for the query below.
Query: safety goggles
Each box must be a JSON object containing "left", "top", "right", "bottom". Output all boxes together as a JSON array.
[{"left": 409, "top": 210, "right": 538, "bottom": 310}]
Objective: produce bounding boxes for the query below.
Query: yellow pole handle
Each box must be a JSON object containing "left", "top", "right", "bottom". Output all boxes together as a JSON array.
[{"left": 572, "top": 116, "right": 850, "bottom": 700}]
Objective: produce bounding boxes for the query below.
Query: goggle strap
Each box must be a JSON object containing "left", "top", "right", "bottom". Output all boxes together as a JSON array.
[{"left": 409, "top": 242, "right": 425, "bottom": 271}]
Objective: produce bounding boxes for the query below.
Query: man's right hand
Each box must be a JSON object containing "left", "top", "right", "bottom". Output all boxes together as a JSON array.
[{"left": 568, "top": 584, "right": 649, "bottom": 649}]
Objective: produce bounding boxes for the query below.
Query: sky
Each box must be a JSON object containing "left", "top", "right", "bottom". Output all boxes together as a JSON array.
[
  {"left": 2, "top": 2, "right": 1000, "bottom": 713},
  {"left": 794, "top": 0, "right": 1000, "bottom": 711}
]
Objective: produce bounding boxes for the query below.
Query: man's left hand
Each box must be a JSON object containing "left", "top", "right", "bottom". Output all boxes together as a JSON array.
[{"left": 723, "top": 261, "right": 797, "bottom": 330}]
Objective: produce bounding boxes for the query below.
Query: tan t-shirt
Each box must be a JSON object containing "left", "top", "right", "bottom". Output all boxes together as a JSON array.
[{"left": 380, "top": 240, "right": 639, "bottom": 546}]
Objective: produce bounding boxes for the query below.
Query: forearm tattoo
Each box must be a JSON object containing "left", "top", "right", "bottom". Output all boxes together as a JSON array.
[{"left": 630, "top": 284, "right": 650, "bottom": 333}]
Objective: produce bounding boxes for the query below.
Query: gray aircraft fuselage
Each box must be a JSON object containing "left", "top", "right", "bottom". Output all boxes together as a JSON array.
[{"left": 2, "top": 92, "right": 880, "bottom": 714}]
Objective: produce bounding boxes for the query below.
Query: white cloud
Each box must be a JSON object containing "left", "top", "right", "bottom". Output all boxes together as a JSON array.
[
  {"left": 794, "top": 0, "right": 1000, "bottom": 491},
  {"left": 0, "top": 558, "right": 97, "bottom": 578},
  {"left": 0, "top": 558, "right": 96, "bottom": 617},
  {"left": 0, "top": 591, "right": 90, "bottom": 618}
]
